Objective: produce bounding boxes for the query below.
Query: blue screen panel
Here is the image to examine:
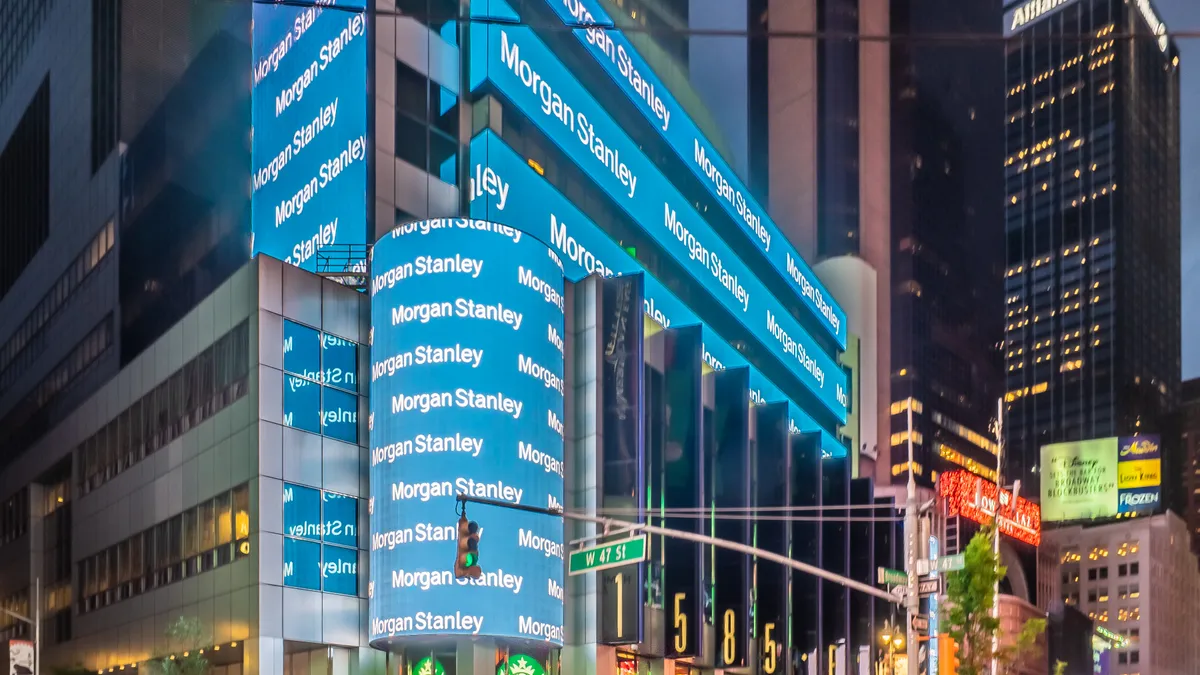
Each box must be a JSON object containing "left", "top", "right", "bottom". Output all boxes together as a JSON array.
[
  {"left": 529, "top": 0, "right": 847, "bottom": 349},
  {"left": 251, "top": 3, "right": 368, "bottom": 270},
  {"left": 368, "top": 220, "right": 566, "bottom": 647},
  {"left": 468, "top": 131, "right": 847, "bottom": 458},
  {"left": 468, "top": 20, "right": 847, "bottom": 423},
  {"left": 322, "top": 544, "right": 359, "bottom": 595},
  {"left": 284, "top": 537, "right": 322, "bottom": 590}
]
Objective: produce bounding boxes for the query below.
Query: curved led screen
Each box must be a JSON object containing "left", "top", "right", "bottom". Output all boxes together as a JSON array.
[{"left": 368, "top": 219, "right": 566, "bottom": 648}]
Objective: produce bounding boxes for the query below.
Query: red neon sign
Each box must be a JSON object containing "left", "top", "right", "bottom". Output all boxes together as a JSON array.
[{"left": 939, "top": 470, "right": 1042, "bottom": 547}]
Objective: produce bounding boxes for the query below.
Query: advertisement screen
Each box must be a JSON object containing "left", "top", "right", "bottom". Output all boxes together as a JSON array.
[
  {"left": 251, "top": 1, "right": 367, "bottom": 270},
  {"left": 468, "top": 130, "right": 846, "bottom": 458},
  {"left": 468, "top": 14, "right": 849, "bottom": 424},
  {"left": 1040, "top": 435, "right": 1161, "bottom": 522},
  {"left": 368, "top": 220, "right": 566, "bottom": 647},
  {"left": 530, "top": 0, "right": 847, "bottom": 349}
]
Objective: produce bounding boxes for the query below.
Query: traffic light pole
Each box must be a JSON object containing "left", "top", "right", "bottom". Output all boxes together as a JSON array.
[
  {"left": 456, "top": 494, "right": 902, "bottom": 604},
  {"left": 904, "top": 407, "right": 919, "bottom": 675}
]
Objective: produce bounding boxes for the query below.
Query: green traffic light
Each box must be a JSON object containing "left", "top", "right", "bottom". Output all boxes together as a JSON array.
[{"left": 465, "top": 552, "right": 478, "bottom": 567}]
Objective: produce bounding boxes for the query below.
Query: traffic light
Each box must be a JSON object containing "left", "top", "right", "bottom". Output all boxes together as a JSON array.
[
  {"left": 939, "top": 634, "right": 960, "bottom": 675},
  {"left": 454, "top": 514, "right": 481, "bottom": 579}
]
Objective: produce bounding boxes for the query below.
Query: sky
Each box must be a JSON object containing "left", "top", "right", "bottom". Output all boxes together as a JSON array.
[{"left": 1158, "top": 0, "right": 1200, "bottom": 380}]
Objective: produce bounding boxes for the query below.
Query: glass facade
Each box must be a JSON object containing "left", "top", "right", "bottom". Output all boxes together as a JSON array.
[{"left": 1002, "top": 0, "right": 1181, "bottom": 494}]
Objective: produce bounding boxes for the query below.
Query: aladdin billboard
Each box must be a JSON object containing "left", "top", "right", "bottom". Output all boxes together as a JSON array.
[{"left": 1040, "top": 435, "right": 1161, "bottom": 522}]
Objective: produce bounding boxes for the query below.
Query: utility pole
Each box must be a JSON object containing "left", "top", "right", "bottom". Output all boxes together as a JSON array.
[
  {"left": 904, "top": 407, "right": 919, "bottom": 675},
  {"left": 991, "top": 398, "right": 1004, "bottom": 675},
  {"left": 0, "top": 578, "right": 40, "bottom": 675}
]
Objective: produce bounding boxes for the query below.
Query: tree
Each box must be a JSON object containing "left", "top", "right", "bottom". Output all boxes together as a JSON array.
[
  {"left": 151, "top": 617, "right": 211, "bottom": 675},
  {"left": 944, "top": 527, "right": 1045, "bottom": 675}
]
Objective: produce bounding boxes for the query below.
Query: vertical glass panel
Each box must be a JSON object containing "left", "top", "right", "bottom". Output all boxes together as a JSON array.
[
  {"left": 233, "top": 484, "right": 251, "bottom": 540},
  {"left": 321, "top": 545, "right": 357, "bottom": 595},
  {"left": 321, "top": 387, "right": 358, "bottom": 443},
  {"left": 282, "top": 320, "right": 321, "bottom": 381},
  {"left": 283, "top": 375, "right": 322, "bottom": 434},
  {"left": 283, "top": 483, "right": 321, "bottom": 540},
  {"left": 283, "top": 537, "right": 321, "bottom": 590},
  {"left": 199, "top": 499, "right": 216, "bottom": 551},
  {"left": 321, "top": 491, "right": 357, "bottom": 547},
  {"left": 321, "top": 332, "right": 357, "bottom": 391},
  {"left": 216, "top": 492, "right": 233, "bottom": 545}
]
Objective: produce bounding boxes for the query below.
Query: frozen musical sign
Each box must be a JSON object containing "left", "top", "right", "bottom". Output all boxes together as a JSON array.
[{"left": 367, "top": 219, "right": 566, "bottom": 647}]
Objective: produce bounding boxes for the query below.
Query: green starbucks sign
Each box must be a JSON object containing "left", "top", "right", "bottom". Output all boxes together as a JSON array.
[
  {"left": 496, "top": 654, "right": 546, "bottom": 675},
  {"left": 412, "top": 657, "right": 445, "bottom": 675}
]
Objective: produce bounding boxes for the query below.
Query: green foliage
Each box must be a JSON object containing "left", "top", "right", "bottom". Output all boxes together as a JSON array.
[
  {"left": 151, "top": 617, "right": 211, "bottom": 675},
  {"left": 944, "top": 527, "right": 1046, "bottom": 675}
]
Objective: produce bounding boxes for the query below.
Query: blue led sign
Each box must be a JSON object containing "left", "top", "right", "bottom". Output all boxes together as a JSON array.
[
  {"left": 251, "top": 2, "right": 368, "bottom": 270},
  {"left": 531, "top": 0, "right": 847, "bottom": 349},
  {"left": 469, "top": 130, "right": 845, "bottom": 457},
  {"left": 368, "top": 221, "right": 566, "bottom": 647},
  {"left": 468, "top": 29, "right": 848, "bottom": 422}
]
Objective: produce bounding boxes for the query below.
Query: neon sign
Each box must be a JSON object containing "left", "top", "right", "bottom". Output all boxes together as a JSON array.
[{"left": 939, "top": 470, "right": 1042, "bottom": 546}]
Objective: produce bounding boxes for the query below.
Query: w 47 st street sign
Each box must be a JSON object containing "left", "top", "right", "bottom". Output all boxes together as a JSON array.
[{"left": 568, "top": 535, "right": 649, "bottom": 575}]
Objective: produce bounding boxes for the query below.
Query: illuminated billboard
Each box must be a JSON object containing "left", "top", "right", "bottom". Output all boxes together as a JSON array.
[
  {"left": 1004, "top": 0, "right": 1080, "bottom": 37},
  {"left": 530, "top": 0, "right": 847, "bottom": 349},
  {"left": 1040, "top": 435, "right": 1161, "bottom": 522},
  {"left": 251, "top": 2, "right": 367, "bottom": 270},
  {"left": 468, "top": 13, "right": 849, "bottom": 424},
  {"left": 939, "top": 470, "right": 1042, "bottom": 546},
  {"left": 468, "top": 130, "right": 846, "bottom": 458},
  {"left": 368, "top": 220, "right": 565, "bottom": 647}
]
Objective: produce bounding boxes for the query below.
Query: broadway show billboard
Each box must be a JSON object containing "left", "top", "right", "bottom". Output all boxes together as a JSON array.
[{"left": 1040, "top": 435, "right": 1161, "bottom": 522}]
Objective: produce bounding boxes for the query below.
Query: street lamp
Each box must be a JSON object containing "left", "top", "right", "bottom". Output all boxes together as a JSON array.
[{"left": 878, "top": 619, "right": 904, "bottom": 675}]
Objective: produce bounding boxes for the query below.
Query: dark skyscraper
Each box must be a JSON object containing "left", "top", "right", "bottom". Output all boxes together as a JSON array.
[
  {"left": 889, "top": 0, "right": 1008, "bottom": 488},
  {"left": 1002, "top": 0, "right": 1182, "bottom": 494}
]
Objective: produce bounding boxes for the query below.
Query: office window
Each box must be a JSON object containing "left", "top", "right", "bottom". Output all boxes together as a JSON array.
[
  {"left": 91, "top": 0, "right": 120, "bottom": 172},
  {"left": 1088, "top": 568, "right": 1098, "bottom": 581},
  {"left": 1087, "top": 589, "right": 1097, "bottom": 603},
  {"left": 77, "top": 484, "right": 250, "bottom": 613},
  {"left": 1119, "top": 564, "right": 1127, "bottom": 576},
  {"left": 1130, "top": 651, "right": 1139, "bottom": 664},
  {"left": 76, "top": 320, "right": 250, "bottom": 494},
  {"left": 1129, "top": 562, "right": 1138, "bottom": 576},
  {"left": 281, "top": 320, "right": 361, "bottom": 444},
  {"left": 394, "top": 60, "right": 459, "bottom": 181},
  {"left": 0, "top": 77, "right": 50, "bottom": 300},
  {"left": 282, "top": 483, "right": 359, "bottom": 595}
]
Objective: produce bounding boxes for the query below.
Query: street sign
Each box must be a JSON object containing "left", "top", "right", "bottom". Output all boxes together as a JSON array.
[
  {"left": 877, "top": 567, "right": 907, "bottom": 586},
  {"left": 934, "top": 553, "right": 966, "bottom": 573},
  {"left": 569, "top": 535, "right": 648, "bottom": 575},
  {"left": 910, "top": 615, "right": 929, "bottom": 632},
  {"left": 918, "top": 578, "right": 942, "bottom": 597},
  {"left": 890, "top": 585, "right": 908, "bottom": 599}
]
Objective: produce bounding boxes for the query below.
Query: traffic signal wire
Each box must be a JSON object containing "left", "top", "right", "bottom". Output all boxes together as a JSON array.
[{"left": 456, "top": 493, "right": 903, "bottom": 604}]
